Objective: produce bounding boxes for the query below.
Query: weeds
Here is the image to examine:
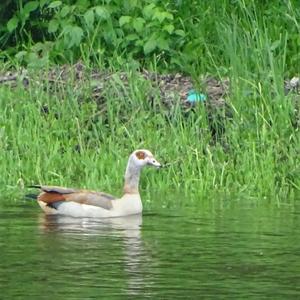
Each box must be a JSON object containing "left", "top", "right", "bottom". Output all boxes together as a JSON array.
[{"left": 0, "top": 1, "right": 299, "bottom": 206}]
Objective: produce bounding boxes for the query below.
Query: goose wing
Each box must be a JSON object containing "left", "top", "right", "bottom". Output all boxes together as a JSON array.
[{"left": 30, "top": 185, "right": 116, "bottom": 210}]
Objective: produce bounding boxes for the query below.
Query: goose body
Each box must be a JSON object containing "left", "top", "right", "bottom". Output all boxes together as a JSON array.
[{"left": 31, "top": 149, "right": 161, "bottom": 218}]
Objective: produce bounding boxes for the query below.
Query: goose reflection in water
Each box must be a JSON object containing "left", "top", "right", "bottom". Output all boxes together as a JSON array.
[{"left": 38, "top": 213, "right": 148, "bottom": 297}]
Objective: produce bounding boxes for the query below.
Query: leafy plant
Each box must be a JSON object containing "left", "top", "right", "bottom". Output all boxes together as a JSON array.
[
  {"left": 2, "top": 0, "right": 187, "bottom": 68},
  {"left": 0, "top": 0, "right": 299, "bottom": 74}
]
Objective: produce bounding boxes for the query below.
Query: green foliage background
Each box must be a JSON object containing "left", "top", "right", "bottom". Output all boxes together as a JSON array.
[
  {"left": 0, "top": 1, "right": 299, "bottom": 201},
  {"left": 1, "top": 0, "right": 299, "bottom": 74}
]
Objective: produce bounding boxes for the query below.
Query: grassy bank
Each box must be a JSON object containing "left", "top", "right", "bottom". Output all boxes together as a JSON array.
[
  {"left": 0, "top": 66, "right": 298, "bottom": 206},
  {"left": 0, "top": 1, "right": 299, "bottom": 206}
]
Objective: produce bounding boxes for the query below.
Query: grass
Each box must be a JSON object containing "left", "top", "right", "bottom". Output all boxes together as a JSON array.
[{"left": 0, "top": 1, "right": 299, "bottom": 207}]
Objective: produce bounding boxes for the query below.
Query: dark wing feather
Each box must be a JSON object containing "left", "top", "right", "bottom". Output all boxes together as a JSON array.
[{"left": 29, "top": 185, "right": 77, "bottom": 194}]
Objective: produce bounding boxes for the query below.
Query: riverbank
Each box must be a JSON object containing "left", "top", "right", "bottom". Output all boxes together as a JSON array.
[{"left": 0, "top": 62, "right": 298, "bottom": 204}]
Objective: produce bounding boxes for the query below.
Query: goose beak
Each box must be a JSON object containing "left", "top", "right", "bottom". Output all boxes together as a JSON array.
[
  {"left": 148, "top": 158, "right": 162, "bottom": 168},
  {"left": 154, "top": 161, "right": 162, "bottom": 169}
]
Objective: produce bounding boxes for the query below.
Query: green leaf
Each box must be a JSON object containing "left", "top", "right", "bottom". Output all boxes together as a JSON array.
[
  {"left": 153, "top": 11, "right": 164, "bottom": 23},
  {"left": 27, "top": 52, "right": 49, "bottom": 69},
  {"left": 40, "top": 0, "right": 49, "bottom": 8},
  {"left": 15, "top": 51, "right": 27, "bottom": 61},
  {"left": 135, "top": 39, "right": 143, "bottom": 47},
  {"left": 84, "top": 9, "right": 94, "bottom": 28},
  {"left": 126, "top": 33, "right": 139, "bottom": 41},
  {"left": 23, "top": 1, "right": 39, "bottom": 15},
  {"left": 7, "top": 17, "right": 19, "bottom": 32},
  {"left": 95, "top": 6, "right": 110, "bottom": 20},
  {"left": 164, "top": 12, "right": 173, "bottom": 20},
  {"left": 174, "top": 29, "right": 185, "bottom": 37},
  {"left": 132, "top": 17, "right": 145, "bottom": 32},
  {"left": 163, "top": 24, "right": 174, "bottom": 34},
  {"left": 270, "top": 40, "right": 281, "bottom": 51},
  {"left": 48, "top": 1, "right": 62, "bottom": 9},
  {"left": 32, "top": 42, "right": 46, "bottom": 52},
  {"left": 119, "top": 16, "right": 132, "bottom": 27},
  {"left": 157, "top": 37, "right": 169, "bottom": 50},
  {"left": 72, "top": 26, "right": 84, "bottom": 46},
  {"left": 127, "top": 0, "right": 138, "bottom": 9},
  {"left": 65, "top": 26, "right": 83, "bottom": 47},
  {"left": 143, "top": 38, "right": 157, "bottom": 54},
  {"left": 76, "top": 0, "right": 90, "bottom": 10},
  {"left": 153, "top": 11, "right": 174, "bottom": 23},
  {"left": 60, "top": 5, "right": 70, "bottom": 17},
  {"left": 48, "top": 19, "right": 59, "bottom": 33},
  {"left": 27, "top": 52, "right": 39, "bottom": 64},
  {"left": 143, "top": 3, "right": 156, "bottom": 19}
]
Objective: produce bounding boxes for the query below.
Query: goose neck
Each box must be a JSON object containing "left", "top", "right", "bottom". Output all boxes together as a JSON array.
[{"left": 123, "top": 159, "right": 141, "bottom": 194}]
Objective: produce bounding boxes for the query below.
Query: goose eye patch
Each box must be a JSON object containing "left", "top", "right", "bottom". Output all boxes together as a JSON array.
[{"left": 136, "top": 151, "right": 146, "bottom": 160}]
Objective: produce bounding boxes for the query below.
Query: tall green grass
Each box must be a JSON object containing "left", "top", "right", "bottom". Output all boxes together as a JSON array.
[{"left": 0, "top": 1, "right": 299, "bottom": 207}]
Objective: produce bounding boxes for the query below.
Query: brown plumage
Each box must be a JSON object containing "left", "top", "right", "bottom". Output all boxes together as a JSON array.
[
  {"left": 38, "top": 192, "right": 66, "bottom": 203},
  {"left": 32, "top": 185, "right": 115, "bottom": 210}
]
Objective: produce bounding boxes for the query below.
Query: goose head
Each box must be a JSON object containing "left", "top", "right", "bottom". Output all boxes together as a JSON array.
[
  {"left": 130, "top": 149, "right": 161, "bottom": 169},
  {"left": 124, "top": 149, "right": 161, "bottom": 194}
]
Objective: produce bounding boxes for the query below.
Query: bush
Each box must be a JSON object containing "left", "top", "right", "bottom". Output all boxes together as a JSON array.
[{"left": 1, "top": 0, "right": 299, "bottom": 74}]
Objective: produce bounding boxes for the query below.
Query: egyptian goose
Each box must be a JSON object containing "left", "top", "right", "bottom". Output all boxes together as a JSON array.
[{"left": 29, "top": 149, "right": 161, "bottom": 218}]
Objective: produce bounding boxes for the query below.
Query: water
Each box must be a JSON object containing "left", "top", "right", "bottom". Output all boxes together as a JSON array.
[{"left": 1, "top": 200, "right": 299, "bottom": 299}]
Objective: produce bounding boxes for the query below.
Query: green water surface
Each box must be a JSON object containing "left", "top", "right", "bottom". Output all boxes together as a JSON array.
[{"left": 0, "top": 200, "right": 299, "bottom": 299}]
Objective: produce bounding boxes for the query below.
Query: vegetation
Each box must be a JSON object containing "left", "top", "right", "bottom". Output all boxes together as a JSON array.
[
  {"left": 1, "top": 0, "right": 299, "bottom": 73},
  {"left": 0, "top": 0, "right": 299, "bottom": 205}
]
